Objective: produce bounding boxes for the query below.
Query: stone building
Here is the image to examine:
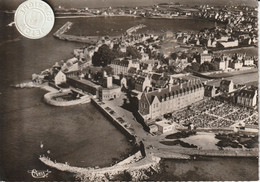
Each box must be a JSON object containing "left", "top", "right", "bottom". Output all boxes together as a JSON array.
[
  {"left": 219, "top": 79, "right": 234, "bottom": 93},
  {"left": 235, "top": 88, "right": 258, "bottom": 107},
  {"left": 138, "top": 80, "right": 204, "bottom": 120},
  {"left": 110, "top": 59, "right": 140, "bottom": 75},
  {"left": 135, "top": 76, "right": 152, "bottom": 92},
  {"left": 54, "top": 71, "right": 66, "bottom": 85}
]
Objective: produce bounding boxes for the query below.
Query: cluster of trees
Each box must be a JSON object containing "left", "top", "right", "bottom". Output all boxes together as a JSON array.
[
  {"left": 92, "top": 44, "right": 141, "bottom": 67},
  {"left": 91, "top": 66, "right": 114, "bottom": 81},
  {"left": 185, "top": 61, "right": 218, "bottom": 73},
  {"left": 92, "top": 44, "right": 116, "bottom": 67}
]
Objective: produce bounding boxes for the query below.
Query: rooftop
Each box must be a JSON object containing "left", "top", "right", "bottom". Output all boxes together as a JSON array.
[{"left": 68, "top": 76, "right": 101, "bottom": 88}]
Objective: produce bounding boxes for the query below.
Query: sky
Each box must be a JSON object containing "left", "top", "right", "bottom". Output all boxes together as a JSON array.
[{"left": 0, "top": 0, "right": 257, "bottom": 10}]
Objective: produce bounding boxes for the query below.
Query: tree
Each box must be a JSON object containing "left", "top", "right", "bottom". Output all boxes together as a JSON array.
[
  {"left": 185, "top": 62, "right": 200, "bottom": 72},
  {"left": 170, "top": 53, "right": 178, "bottom": 60},
  {"left": 168, "top": 65, "right": 176, "bottom": 74},
  {"left": 199, "top": 62, "right": 210, "bottom": 72},
  {"left": 92, "top": 44, "right": 115, "bottom": 67},
  {"left": 101, "top": 66, "right": 114, "bottom": 75},
  {"left": 126, "top": 46, "right": 142, "bottom": 59},
  {"left": 199, "top": 62, "right": 218, "bottom": 72}
]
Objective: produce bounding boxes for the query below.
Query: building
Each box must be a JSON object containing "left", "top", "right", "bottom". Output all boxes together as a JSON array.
[
  {"left": 218, "top": 40, "right": 239, "bottom": 48},
  {"left": 138, "top": 80, "right": 204, "bottom": 120},
  {"left": 243, "top": 57, "right": 255, "bottom": 66},
  {"left": 54, "top": 71, "right": 66, "bottom": 85},
  {"left": 98, "top": 86, "right": 121, "bottom": 101},
  {"left": 219, "top": 79, "right": 234, "bottom": 93},
  {"left": 135, "top": 76, "right": 151, "bottom": 92},
  {"left": 204, "top": 85, "right": 218, "bottom": 97},
  {"left": 200, "top": 50, "right": 212, "bottom": 64},
  {"left": 110, "top": 59, "right": 140, "bottom": 75},
  {"left": 98, "top": 72, "right": 122, "bottom": 100},
  {"left": 155, "top": 120, "right": 174, "bottom": 134},
  {"left": 235, "top": 88, "right": 258, "bottom": 107},
  {"left": 215, "top": 55, "right": 230, "bottom": 70},
  {"left": 149, "top": 124, "right": 158, "bottom": 133},
  {"left": 66, "top": 76, "right": 101, "bottom": 96},
  {"left": 218, "top": 60, "right": 227, "bottom": 70},
  {"left": 101, "top": 71, "right": 113, "bottom": 88},
  {"left": 230, "top": 59, "right": 243, "bottom": 69},
  {"left": 120, "top": 77, "right": 127, "bottom": 88}
]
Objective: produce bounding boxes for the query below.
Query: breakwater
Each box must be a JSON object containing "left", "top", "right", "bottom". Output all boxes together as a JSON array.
[
  {"left": 91, "top": 98, "right": 135, "bottom": 140},
  {"left": 39, "top": 152, "right": 161, "bottom": 181}
]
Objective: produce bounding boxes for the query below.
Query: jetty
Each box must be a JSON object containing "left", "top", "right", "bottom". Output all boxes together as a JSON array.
[
  {"left": 53, "top": 22, "right": 147, "bottom": 44},
  {"left": 53, "top": 21, "right": 73, "bottom": 37},
  {"left": 126, "top": 24, "right": 146, "bottom": 34},
  {"left": 53, "top": 21, "right": 99, "bottom": 44}
]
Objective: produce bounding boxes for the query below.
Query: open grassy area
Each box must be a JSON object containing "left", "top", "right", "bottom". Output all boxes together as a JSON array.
[
  {"left": 213, "top": 46, "right": 258, "bottom": 57},
  {"left": 207, "top": 70, "right": 258, "bottom": 86}
]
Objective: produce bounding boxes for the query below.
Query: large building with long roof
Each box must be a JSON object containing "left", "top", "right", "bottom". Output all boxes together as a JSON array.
[{"left": 138, "top": 80, "right": 204, "bottom": 120}]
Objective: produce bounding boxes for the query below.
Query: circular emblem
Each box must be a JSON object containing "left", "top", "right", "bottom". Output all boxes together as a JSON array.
[{"left": 14, "top": 0, "right": 55, "bottom": 39}]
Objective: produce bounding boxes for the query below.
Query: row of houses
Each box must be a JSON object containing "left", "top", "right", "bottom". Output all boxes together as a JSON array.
[
  {"left": 205, "top": 79, "right": 258, "bottom": 107},
  {"left": 199, "top": 51, "right": 256, "bottom": 70}
]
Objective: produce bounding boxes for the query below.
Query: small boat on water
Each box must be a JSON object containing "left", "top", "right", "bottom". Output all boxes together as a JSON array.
[
  {"left": 40, "top": 142, "right": 43, "bottom": 149},
  {"left": 27, "top": 169, "right": 51, "bottom": 179},
  {"left": 7, "top": 22, "right": 15, "bottom": 27}
]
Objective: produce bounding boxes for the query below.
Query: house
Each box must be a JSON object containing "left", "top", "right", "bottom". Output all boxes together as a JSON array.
[
  {"left": 219, "top": 79, "right": 234, "bottom": 93},
  {"left": 243, "top": 57, "right": 255, "bottom": 66},
  {"left": 54, "top": 71, "right": 66, "bottom": 85},
  {"left": 128, "top": 67, "right": 137, "bottom": 75},
  {"left": 150, "top": 73, "right": 171, "bottom": 88},
  {"left": 135, "top": 76, "right": 152, "bottom": 92},
  {"left": 120, "top": 77, "right": 127, "bottom": 88},
  {"left": 110, "top": 59, "right": 140, "bottom": 75},
  {"left": 200, "top": 50, "right": 212, "bottom": 64},
  {"left": 66, "top": 62, "right": 79, "bottom": 73},
  {"left": 214, "top": 55, "right": 230, "bottom": 70},
  {"left": 138, "top": 80, "right": 204, "bottom": 120},
  {"left": 204, "top": 85, "right": 217, "bottom": 97},
  {"left": 230, "top": 59, "right": 243, "bottom": 69},
  {"left": 235, "top": 88, "right": 258, "bottom": 107},
  {"left": 218, "top": 60, "right": 226, "bottom": 70}
]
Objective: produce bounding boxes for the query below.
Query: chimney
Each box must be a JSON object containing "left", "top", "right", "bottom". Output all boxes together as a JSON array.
[
  {"left": 180, "top": 83, "right": 183, "bottom": 89},
  {"left": 168, "top": 85, "right": 172, "bottom": 92},
  {"left": 103, "top": 70, "right": 107, "bottom": 77}
]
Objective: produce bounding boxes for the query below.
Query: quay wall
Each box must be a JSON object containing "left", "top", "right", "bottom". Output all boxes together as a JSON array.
[
  {"left": 176, "top": 148, "right": 259, "bottom": 157},
  {"left": 91, "top": 99, "right": 135, "bottom": 140},
  {"left": 44, "top": 91, "right": 91, "bottom": 106}
]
